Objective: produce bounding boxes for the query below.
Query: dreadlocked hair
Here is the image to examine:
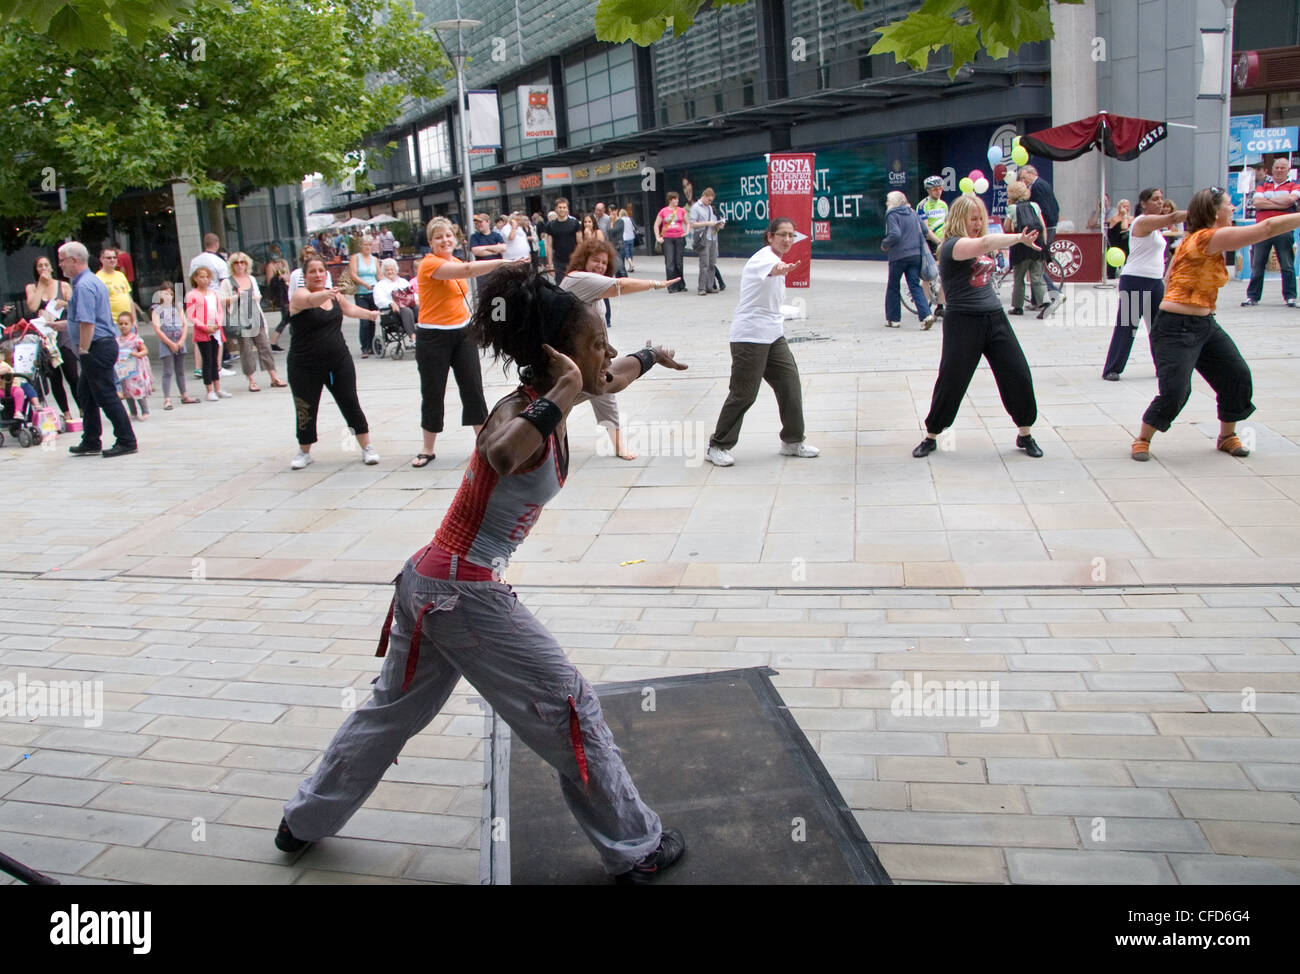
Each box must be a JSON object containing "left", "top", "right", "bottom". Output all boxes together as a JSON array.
[{"left": 470, "top": 263, "right": 588, "bottom": 386}]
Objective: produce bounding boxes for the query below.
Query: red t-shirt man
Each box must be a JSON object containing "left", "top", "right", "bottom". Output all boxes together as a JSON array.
[{"left": 1252, "top": 162, "right": 1299, "bottom": 225}]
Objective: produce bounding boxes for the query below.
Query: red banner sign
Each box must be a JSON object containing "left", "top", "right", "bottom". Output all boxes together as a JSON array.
[
  {"left": 767, "top": 153, "right": 815, "bottom": 288},
  {"left": 1044, "top": 232, "right": 1104, "bottom": 284}
]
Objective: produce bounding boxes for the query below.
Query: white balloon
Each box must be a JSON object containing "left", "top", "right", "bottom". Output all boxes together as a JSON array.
[
  {"left": 974, "top": 178, "right": 990, "bottom": 194},
  {"left": 1003, "top": 169, "right": 1018, "bottom": 186}
]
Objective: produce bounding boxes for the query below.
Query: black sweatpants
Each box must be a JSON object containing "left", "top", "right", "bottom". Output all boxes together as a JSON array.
[
  {"left": 1141, "top": 310, "right": 1255, "bottom": 432},
  {"left": 288, "top": 342, "right": 369, "bottom": 445},
  {"left": 924, "top": 308, "right": 1037, "bottom": 435},
  {"left": 416, "top": 327, "right": 488, "bottom": 433},
  {"left": 1103, "top": 275, "right": 1163, "bottom": 377}
]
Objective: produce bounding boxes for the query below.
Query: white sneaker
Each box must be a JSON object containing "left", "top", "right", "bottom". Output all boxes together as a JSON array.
[
  {"left": 218, "top": 390, "right": 232, "bottom": 399},
  {"left": 361, "top": 445, "right": 380, "bottom": 465},
  {"left": 705, "top": 446, "right": 734, "bottom": 467},
  {"left": 291, "top": 451, "right": 313, "bottom": 470},
  {"left": 206, "top": 391, "right": 218, "bottom": 402},
  {"left": 780, "top": 441, "right": 820, "bottom": 458},
  {"left": 219, "top": 367, "right": 236, "bottom": 377}
]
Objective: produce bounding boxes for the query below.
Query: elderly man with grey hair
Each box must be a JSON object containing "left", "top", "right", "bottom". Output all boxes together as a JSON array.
[
  {"left": 57, "top": 241, "right": 137, "bottom": 457},
  {"left": 881, "top": 190, "right": 937, "bottom": 329}
]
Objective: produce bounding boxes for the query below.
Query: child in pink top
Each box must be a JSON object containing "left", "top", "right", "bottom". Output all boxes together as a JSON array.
[
  {"left": 186, "top": 266, "right": 230, "bottom": 400},
  {"left": 115, "top": 311, "right": 153, "bottom": 419}
]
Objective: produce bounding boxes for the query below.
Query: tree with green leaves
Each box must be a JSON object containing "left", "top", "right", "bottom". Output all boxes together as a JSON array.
[
  {"left": 0, "top": 0, "right": 449, "bottom": 242},
  {"left": 0, "top": 0, "right": 198, "bottom": 50},
  {"left": 595, "top": 0, "right": 1078, "bottom": 77}
]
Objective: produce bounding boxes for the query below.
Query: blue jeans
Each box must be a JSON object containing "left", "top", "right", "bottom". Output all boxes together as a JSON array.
[
  {"left": 1103, "top": 275, "right": 1163, "bottom": 376},
  {"left": 355, "top": 292, "right": 377, "bottom": 353},
  {"left": 1246, "top": 228, "right": 1296, "bottom": 303},
  {"left": 76, "top": 337, "right": 136, "bottom": 450},
  {"left": 885, "top": 256, "right": 930, "bottom": 322}
]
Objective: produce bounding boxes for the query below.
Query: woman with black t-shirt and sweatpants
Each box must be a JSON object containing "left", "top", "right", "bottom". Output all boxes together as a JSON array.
[
  {"left": 286, "top": 257, "right": 383, "bottom": 470},
  {"left": 913, "top": 195, "right": 1045, "bottom": 460}
]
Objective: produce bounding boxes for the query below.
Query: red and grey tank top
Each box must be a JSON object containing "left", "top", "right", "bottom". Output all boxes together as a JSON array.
[{"left": 432, "top": 386, "right": 568, "bottom": 570}]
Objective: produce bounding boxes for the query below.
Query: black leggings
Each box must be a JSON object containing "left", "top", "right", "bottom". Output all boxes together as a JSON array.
[
  {"left": 416, "top": 327, "right": 487, "bottom": 433},
  {"left": 1142, "top": 310, "right": 1254, "bottom": 432},
  {"left": 288, "top": 344, "right": 369, "bottom": 445},
  {"left": 924, "top": 308, "right": 1037, "bottom": 435},
  {"left": 198, "top": 340, "right": 221, "bottom": 384},
  {"left": 47, "top": 348, "right": 81, "bottom": 415},
  {"left": 1103, "top": 275, "right": 1163, "bottom": 377}
]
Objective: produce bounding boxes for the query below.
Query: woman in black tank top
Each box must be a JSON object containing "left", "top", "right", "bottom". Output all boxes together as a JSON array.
[{"left": 285, "top": 256, "right": 382, "bottom": 470}]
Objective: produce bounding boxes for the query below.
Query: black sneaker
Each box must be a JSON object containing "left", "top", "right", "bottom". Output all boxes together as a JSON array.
[
  {"left": 271, "top": 343, "right": 285, "bottom": 351},
  {"left": 68, "top": 443, "right": 101, "bottom": 456},
  {"left": 102, "top": 443, "right": 138, "bottom": 458},
  {"left": 1009, "top": 308, "right": 1024, "bottom": 315},
  {"left": 1016, "top": 434, "right": 1044, "bottom": 458},
  {"left": 1103, "top": 372, "right": 1120, "bottom": 381},
  {"left": 616, "top": 828, "right": 685, "bottom": 884},
  {"left": 274, "top": 817, "right": 310, "bottom": 853},
  {"left": 912, "top": 437, "right": 937, "bottom": 458}
]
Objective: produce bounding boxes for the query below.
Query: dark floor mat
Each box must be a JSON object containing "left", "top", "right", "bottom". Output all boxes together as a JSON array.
[{"left": 484, "top": 667, "right": 891, "bottom": 885}]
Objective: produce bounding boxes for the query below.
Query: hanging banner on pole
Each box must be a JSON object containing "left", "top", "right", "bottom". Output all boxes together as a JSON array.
[
  {"left": 518, "top": 85, "right": 556, "bottom": 139},
  {"left": 467, "top": 90, "right": 500, "bottom": 155},
  {"left": 767, "top": 152, "right": 815, "bottom": 288}
]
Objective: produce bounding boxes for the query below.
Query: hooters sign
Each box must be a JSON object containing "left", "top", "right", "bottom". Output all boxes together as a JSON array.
[{"left": 767, "top": 153, "right": 815, "bottom": 287}]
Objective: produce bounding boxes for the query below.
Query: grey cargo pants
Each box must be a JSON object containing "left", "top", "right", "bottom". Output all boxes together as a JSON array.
[{"left": 283, "top": 557, "right": 662, "bottom": 875}]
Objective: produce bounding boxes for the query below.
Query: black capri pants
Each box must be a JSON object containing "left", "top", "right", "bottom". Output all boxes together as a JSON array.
[
  {"left": 288, "top": 343, "right": 369, "bottom": 445},
  {"left": 198, "top": 339, "right": 221, "bottom": 384},
  {"left": 1142, "top": 310, "right": 1255, "bottom": 432},
  {"left": 924, "top": 308, "right": 1037, "bottom": 435},
  {"left": 416, "top": 326, "right": 488, "bottom": 433}
]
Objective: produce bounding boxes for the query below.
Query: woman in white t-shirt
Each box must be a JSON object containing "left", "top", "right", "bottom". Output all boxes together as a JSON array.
[
  {"left": 502, "top": 212, "right": 533, "bottom": 262},
  {"left": 560, "top": 237, "right": 675, "bottom": 459},
  {"left": 1101, "top": 187, "right": 1187, "bottom": 380},
  {"left": 705, "top": 218, "right": 818, "bottom": 466}
]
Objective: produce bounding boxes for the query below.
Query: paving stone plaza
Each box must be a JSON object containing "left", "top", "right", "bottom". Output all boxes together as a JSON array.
[{"left": 2, "top": 258, "right": 1298, "bottom": 884}]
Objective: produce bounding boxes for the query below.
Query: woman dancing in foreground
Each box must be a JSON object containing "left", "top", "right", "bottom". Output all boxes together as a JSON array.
[{"left": 276, "top": 264, "right": 690, "bottom": 883}]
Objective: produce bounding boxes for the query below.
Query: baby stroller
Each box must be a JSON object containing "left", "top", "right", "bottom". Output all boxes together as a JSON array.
[{"left": 0, "top": 361, "right": 44, "bottom": 448}]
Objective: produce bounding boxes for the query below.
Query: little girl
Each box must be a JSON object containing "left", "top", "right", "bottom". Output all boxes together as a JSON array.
[
  {"left": 115, "top": 311, "right": 153, "bottom": 419},
  {"left": 185, "top": 266, "right": 230, "bottom": 400},
  {"left": 152, "top": 283, "right": 197, "bottom": 409}
]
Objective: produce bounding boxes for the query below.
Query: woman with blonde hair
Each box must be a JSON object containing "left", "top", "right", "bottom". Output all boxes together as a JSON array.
[
  {"left": 411, "top": 216, "right": 527, "bottom": 468},
  {"left": 222, "top": 252, "right": 285, "bottom": 392},
  {"left": 913, "top": 194, "right": 1045, "bottom": 459}
]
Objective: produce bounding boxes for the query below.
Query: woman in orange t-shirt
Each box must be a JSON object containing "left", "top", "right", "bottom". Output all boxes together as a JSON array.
[
  {"left": 411, "top": 217, "right": 528, "bottom": 468},
  {"left": 1132, "top": 188, "right": 1300, "bottom": 461}
]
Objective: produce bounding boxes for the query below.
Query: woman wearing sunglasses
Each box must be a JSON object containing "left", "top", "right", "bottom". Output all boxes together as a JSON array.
[{"left": 1131, "top": 186, "right": 1300, "bottom": 461}]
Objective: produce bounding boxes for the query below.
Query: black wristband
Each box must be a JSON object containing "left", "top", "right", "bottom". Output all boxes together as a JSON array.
[
  {"left": 518, "top": 396, "right": 562, "bottom": 439},
  {"left": 629, "top": 347, "right": 656, "bottom": 376}
]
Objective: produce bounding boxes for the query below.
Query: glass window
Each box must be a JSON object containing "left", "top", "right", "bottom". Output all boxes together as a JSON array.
[
  {"left": 611, "top": 89, "right": 638, "bottom": 121},
  {"left": 568, "top": 77, "right": 587, "bottom": 104},
  {"left": 587, "top": 70, "right": 610, "bottom": 99},
  {"left": 588, "top": 98, "right": 612, "bottom": 126},
  {"left": 609, "top": 61, "right": 635, "bottom": 93},
  {"left": 569, "top": 104, "right": 590, "bottom": 130}
]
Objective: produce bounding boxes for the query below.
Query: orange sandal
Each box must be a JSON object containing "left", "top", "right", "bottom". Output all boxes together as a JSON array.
[
  {"left": 1131, "top": 438, "right": 1151, "bottom": 462},
  {"left": 1217, "top": 434, "right": 1249, "bottom": 457}
]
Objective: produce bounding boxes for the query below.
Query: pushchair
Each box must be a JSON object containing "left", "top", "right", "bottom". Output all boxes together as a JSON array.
[
  {"left": 1, "top": 362, "right": 44, "bottom": 448},
  {"left": 1, "top": 320, "right": 60, "bottom": 448}
]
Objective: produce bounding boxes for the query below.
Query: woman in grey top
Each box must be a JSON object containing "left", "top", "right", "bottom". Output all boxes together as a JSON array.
[{"left": 882, "top": 191, "right": 938, "bottom": 329}]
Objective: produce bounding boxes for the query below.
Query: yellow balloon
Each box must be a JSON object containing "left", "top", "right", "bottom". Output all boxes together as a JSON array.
[
  {"left": 1106, "top": 247, "right": 1126, "bottom": 267},
  {"left": 958, "top": 177, "right": 974, "bottom": 193},
  {"left": 1011, "top": 145, "right": 1029, "bottom": 166}
]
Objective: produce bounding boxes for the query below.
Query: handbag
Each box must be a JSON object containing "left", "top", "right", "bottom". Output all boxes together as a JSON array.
[
  {"left": 921, "top": 243, "right": 939, "bottom": 282},
  {"left": 390, "top": 287, "right": 417, "bottom": 310}
]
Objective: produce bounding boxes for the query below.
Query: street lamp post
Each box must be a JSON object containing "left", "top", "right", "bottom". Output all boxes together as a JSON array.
[{"left": 432, "top": 18, "right": 483, "bottom": 260}]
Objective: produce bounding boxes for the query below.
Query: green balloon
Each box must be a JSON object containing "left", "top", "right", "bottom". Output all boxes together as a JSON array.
[
  {"left": 958, "top": 177, "right": 974, "bottom": 193},
  {"left": 1106, "top": 246, "right": 1126, "bottom": 267},
  {"left": 1011, "top": 145, "right": 1029, "bottom": 166}
]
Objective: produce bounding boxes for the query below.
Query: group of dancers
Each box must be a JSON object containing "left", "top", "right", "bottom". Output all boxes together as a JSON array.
[{"left": 273, "top": 187, "right": 1298, "bottom": 882}]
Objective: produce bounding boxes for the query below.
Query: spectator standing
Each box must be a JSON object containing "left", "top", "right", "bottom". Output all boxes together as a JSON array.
[
  {"left": 613, "top": 207, "right": 637, "bottom": 273},
  {"left": 595, "top": 202, "right": 611, "bottom": 237},
  {"left": 115, "top": 311, "right": 152, "bottom": 420},
  {"left": 469, "top": 213, "right": 506, "bottom": 260},
  {"left": 654, "top": 192, "right": 689, "bottom": 293},
  {"left": 189, "top": 233, "right": 235, "bottom": 373},
  {"left": 378, "top": 228, "right": 397, "bottom": 260},
  {"left": 1019, "top": 165, "right": 1064, "bottom": 316},
  {"left": 1005, "top": 181, "right": 1048, "bottom": 316},
  {"left": 110, "top": 239, "right": 135, "bottom": 289},
  {"left": 881, "top": 190, "right": 936, "bottom": 329},
  {"left": 26, "top": 256, "right": 80, "bottom": 425},
  {"left": 151, "top": 282, "right": 197, "bottom": 409},
  {"left": 690, "top": 188, "right": 724, "bottom": 296},
  {"left": 542, "top": 199, "right": 580, "bottom": 284},
  {"left": 1242, "top": 156, "right": 1299, "bottom": 307},
  {"left": 57, "top": 241, "right": 137, "bottom": 457},
  {"left": 501, "top": 212, "right": 532, "bottom": 262},
  {"left": 349, "top": 235, "right": 381, "bottom": 358},
  {"left": 96, "top": 249, "right": 135, "bottom": 324},
  {"left": 186, "top": 266, "right": 230, "bottom": 401},
  {"left": 222, "top": 252, "right": 285, "bottom": 392}
]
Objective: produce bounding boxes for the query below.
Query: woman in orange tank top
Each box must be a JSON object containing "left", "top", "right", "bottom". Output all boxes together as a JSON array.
[{"left": 1132, "top": 187, "right": 1300, "bottom": 461}]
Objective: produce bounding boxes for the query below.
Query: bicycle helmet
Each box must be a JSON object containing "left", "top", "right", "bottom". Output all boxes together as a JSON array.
[{"left": 923, "top": 176, "right": 943, "bottom": 189}]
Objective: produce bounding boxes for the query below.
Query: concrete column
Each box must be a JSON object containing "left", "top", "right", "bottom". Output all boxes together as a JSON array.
[
  {"left": 1048, "top": 0, "right": 1099, "bottom": 229},
  {"left": 171, "top": 181, "right": 204, "bottom": 279}
]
